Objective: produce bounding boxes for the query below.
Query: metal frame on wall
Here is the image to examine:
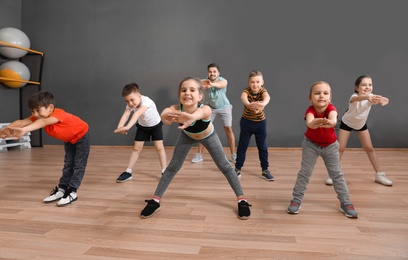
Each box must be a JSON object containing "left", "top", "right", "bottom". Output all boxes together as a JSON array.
[
  {"left": 19, "top": 52, "right": 45, "bottom": 147},
  {"left": 0, "top": 39, "right": 45, "bottom": 147}
]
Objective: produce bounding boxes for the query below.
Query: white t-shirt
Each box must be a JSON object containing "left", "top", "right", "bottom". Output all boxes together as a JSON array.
[
  {"left": 341, "top": 93, "right": 373, "bottom": 130},
  {"left": 126, "top": 95, "right": 161, "bottom": 127}
]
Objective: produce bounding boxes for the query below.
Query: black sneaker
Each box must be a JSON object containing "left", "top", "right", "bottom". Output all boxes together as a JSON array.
[
  {"left": 116, "top": 172, "right": 132, "bottom": 183},
  {"left": 237, "top": 200, "right": 251, "bottom": 220},
  {"left": 140, "top": 199, "right": 160, "bottom": 219}
]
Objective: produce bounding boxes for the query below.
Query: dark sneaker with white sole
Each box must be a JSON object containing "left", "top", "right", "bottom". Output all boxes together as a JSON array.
[
  {"left": 238, "top": 200, "right": 251, "bottom": 220},
  {"left": 140, "top": 199, "right": 161, "bottom": 219},
  {"left": 116, "top": 172, "right": 132, "bottom": 183},
  {"left": 261, "top": 170, "right": 275, "bottom": 181}
]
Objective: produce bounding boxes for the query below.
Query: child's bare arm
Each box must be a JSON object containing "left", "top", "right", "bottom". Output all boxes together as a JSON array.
[
  {"left": 379, "top": 96, "right": 389, "bottom": 106},
  {"left": 240, "top": 92, "right": 250, "bottom": 107},
  {"left": 251, "top": 91, "right": 271, "bottom": 112},
  {"left": 305, "top": 113, "right": 336, "bottom": 129},
  {"left": 9, "top": 117, "right": 59, "bottom": 140},
  {"left": 350, "top": 94, "right": 382, "bottom": 104},
  {"left": 7, "top": 118, "right": 33, "bottom": 128},
  {"left": 177, "top": 105, "right": 211, "bottom": 130},
  {"left": 0, "top": 128, "right": 11, "bottom": 139},
  {"left": 323, "top": 111, "right": 338, "bottom": 128},
  {"left": 161, "top": 105, "right": 179, "bottom": 125},
  {"left": 114, "top": 106, "right": 148, "bottom": 134},
  {"left": 1, "top": 118, "right": 32, "bottom": 138},
  {"left": 114, "top": 109, "right": 131, "bottom": 134},
  {"left": 305, "top": 113, "right": 320, "bottom": 129},
  {"left": 116, "top": 109, "right": 131, "bottom": 128}
]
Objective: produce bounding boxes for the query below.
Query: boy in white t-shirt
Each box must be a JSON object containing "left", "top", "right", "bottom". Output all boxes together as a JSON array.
[{"left": 114, "top": 83, "right": 167, "bottom": 182}]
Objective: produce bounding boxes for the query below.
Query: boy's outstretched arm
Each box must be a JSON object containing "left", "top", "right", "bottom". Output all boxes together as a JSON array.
[
  {"left": 114, "top": 106, "right": 148, "bottom": 134},
  {"left": 0, "top": 128, "right": 11, "bottom": 139},
  {"left": 7, "top": 117, "right": 33, "bottom": 128},
  {"left": 115, "top": 108, "right": 132, "bottom": 133},
  {"left": 1, "top": 117, "right": 32, "bottom": 138},
  {"left": 9, "top": 117, "right": 59, "bottom": 140}
]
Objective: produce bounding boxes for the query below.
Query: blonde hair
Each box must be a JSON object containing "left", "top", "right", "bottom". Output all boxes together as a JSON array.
[
  {"left": 248, "top": 70, "right": 263, "bottom": 80},
  {"left": 308, "top": 81, "right": 331, "bottom": 99}
]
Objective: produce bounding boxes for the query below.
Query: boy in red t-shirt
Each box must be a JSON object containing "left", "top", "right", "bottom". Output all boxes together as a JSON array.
[
  {"left": 286, "top": 81, "right": 358, "bottom": 218},
  {"left": 0, "top": 91, "right": 90, "bottom": 206}
]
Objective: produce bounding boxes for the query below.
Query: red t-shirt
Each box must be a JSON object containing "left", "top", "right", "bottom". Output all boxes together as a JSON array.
[
  {"left": 30, "top": 108, "right": 88, "bottom": 144},
  {"left": 304, "top": 104, "right": 337, "bottom": 147}
]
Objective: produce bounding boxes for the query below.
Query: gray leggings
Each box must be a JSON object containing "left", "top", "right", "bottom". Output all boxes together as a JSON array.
[
  {"left": 292, "top": 138, "right": 351, "bottom": 204},
  {"left": 154, "top": 130, "right": 244, "bottom": 198}
]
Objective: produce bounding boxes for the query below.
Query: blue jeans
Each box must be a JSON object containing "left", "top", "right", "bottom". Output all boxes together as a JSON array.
[
  {"left": 292, "top": 138, "right": 351, "bottom": 204},
  {"left": 235, "top": 117, "right": 269, "bottom": 171},
  {"left": 155, "top": 130, "right": 243, "bottom": 198},
  {"left": 59, "top": 131, "right": 90, "bottom": 191}
]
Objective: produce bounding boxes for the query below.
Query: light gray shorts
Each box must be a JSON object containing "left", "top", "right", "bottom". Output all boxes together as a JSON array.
[{"left": 210, "top": 104, "right": 233, "bottom": 127}]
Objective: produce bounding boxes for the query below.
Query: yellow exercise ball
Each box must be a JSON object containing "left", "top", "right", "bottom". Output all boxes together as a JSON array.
[{"left": 0, "top": 60, "right": 31, "bottom": 88}]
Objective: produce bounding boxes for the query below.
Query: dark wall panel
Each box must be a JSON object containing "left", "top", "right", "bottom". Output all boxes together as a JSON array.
[
  {"left": 4, "top": 0, "right": 405, "bottom": 148},
  {"left": 0, "top": 0, "right": 22, "bottom": 123}
]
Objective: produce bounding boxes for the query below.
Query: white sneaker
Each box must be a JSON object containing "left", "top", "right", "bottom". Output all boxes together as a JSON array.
[
  {"left": 191, "top": 153, "right": 203, "bottom": 163},
  {"left": 325, "top": 177, "right": 333, "bottom": 186},
  {"left": 375, "top": 172, "right": 393, "bottom": 186},
  {"left": 57, "top": 190, "right": 78, "bottom": 206},
  {"left": 43, "top": 186, "right": 65, "bottom": 203}
]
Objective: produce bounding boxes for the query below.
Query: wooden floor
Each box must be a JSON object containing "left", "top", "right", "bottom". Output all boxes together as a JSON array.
[{"left": 0, "top": 145, "right": 407, "bottom": 259}]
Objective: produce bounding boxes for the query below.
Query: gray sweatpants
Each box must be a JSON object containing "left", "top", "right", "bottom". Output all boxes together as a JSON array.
[
  {"left": 154, "top": 130, "right": 243, "bottom": 198},
  {"left": 292, "top": 137, "right": 351, "bottom": 204}
]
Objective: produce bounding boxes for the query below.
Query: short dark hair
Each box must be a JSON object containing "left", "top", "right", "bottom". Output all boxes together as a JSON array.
[
  {"left": 28, "top": 90, "right": 55, "bottom": 110},
  {"left": 207, "top": 63, "right": 220, "bottom": 72},
  {"left": 122, "top": 83, "right": 140, "bottom": 97}
]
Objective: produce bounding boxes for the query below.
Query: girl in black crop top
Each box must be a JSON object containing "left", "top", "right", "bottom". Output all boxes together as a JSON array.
[
  {"left": 179, "top": 103, "right": 211, "bottom": 135},
  {"left": 140, "top": 77, "right": 251, "bottom": 220}
]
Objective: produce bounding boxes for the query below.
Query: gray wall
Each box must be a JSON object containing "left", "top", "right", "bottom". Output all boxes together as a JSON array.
[{"left": 1, "top": 0, "right": 407, "bottom": 148}]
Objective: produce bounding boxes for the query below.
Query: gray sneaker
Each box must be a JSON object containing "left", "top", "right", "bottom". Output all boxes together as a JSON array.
[
  {"left": 287, "top": 200, "right": 301, "bottom": 214},
  {"left": 191, "top": 153, "right": 203, "bottom": 163},
  {"left": 261, "top": 170, "right": 275, "bottom": 181},
  {"left": 231, "top": 153, "right": 237, "bottom": 164},
  {"left": 340, "top": 203, "right": 358, "bottom": 218}
]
